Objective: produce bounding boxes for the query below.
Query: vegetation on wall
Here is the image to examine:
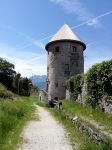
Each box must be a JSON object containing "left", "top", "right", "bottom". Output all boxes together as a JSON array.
[
  {"left": 66, "top": 60, "right": 112, "bottom": 108},
  {"left": 66, "top": 74, "right": 84, "bottom": 100}
]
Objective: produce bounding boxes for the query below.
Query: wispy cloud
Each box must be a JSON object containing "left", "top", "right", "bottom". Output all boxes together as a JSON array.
[
  {"left": 2, "top": 9, "right": 111, "bottom": 50},
  {"left": 50, "top": 0, "right": 99, "bottom": 27},
  {"left": 0, "top": 24, "right": 45, "bottom": 49},
  {"left": 31, "top": 10, "right": 112, "bottom": 46},
  {"left": 71, "top": 10, "right": 112, "bottom": 29},
  {"left": 16, "top": 31, "right": 45, "bottom": 49},
  {"left": 0, "top": 43, "right": 47, "bottom": 77}
]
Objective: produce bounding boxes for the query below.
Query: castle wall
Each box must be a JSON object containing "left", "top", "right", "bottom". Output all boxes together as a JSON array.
[{"left": 47, "top": 41, "right": 84, "bottom": 101}]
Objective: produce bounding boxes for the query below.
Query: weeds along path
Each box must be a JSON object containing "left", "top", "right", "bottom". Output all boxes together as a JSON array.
[{"left": 17, "top": 105, "right": 73, "bottom": 150}]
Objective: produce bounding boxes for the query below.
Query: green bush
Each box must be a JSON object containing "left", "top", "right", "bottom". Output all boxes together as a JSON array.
[{"left": 86, "top": 60, "right": 112, "bottom": 108}]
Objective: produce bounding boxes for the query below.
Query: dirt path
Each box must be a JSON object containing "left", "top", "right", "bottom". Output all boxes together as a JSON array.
[{"left": 17, "top": 106, "right": 73, "bottom": 150}]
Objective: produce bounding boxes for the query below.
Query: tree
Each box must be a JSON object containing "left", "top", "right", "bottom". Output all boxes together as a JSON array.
[
  {"left": 0, "top": 58, "right": 16, "bottom": 90},
  {"left": 19, "top": 78, "right": 31, "bottom": 96}
]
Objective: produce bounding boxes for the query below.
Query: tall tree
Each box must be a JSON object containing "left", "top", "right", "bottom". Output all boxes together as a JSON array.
[{"left": 0, "top": 58, "right": 16, "bottom": 90}]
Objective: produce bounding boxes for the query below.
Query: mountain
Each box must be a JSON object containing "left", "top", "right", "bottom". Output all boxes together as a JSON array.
[{"left": 30, "top": 75, "right": 46, "bottom": 90}]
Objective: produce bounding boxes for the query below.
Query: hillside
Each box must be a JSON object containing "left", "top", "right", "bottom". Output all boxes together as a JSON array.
[
  {"left": 0, "top": 83, "right": 38, "bottom": 150},
  {"left": 0, "top": 83, "right": 13, "bottom": 99}
]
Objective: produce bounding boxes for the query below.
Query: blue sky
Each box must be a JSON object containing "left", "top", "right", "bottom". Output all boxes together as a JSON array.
[{"left": 0, "top": 0, "right": 112, "bottom": 77}]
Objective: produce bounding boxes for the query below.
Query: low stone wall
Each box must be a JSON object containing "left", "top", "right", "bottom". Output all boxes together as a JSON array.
[
  {"left": 99, "top": 96, "right": 112, "bottom": 113},
  {"left": 57, "top": 106, "right": 104, "bottom": 144}
]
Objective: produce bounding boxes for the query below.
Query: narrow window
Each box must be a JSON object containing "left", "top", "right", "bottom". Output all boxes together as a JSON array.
[
  {"left": 55, "top": 83, "right": 58, "bottom": 88},
  {"left": 55, "top": 46, "right": 60, "bottom": 52},
  {"left": 46, "top": 83, "right": 49, "bottom": 92},
  {"left": 64, "top": 71, "right": 70, "bottom": 76},
  {"left": 47, "top": 67, "right": 49, "bottom": 71},
  {"left": 65, "top": 64, "right": 69, "bottom": 71},
  {"left": 75, "top": 61, "right": 78, "bottom": 67},
  {"left": 72, "top": 46, "right": 77, "bottom": 52}
]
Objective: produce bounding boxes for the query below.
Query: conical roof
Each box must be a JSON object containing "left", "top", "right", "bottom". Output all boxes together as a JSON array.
[
  {"left": 50, "top": 24, "right": 80, "bottom": 42},
  {"left": 45, "top": 24, "right": 86, "bottom": 50}
]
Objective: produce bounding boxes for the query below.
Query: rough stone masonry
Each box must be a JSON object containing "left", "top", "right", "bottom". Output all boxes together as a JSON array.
[{"left": 40, "top": 24, "right": 86, "bottom": 102}]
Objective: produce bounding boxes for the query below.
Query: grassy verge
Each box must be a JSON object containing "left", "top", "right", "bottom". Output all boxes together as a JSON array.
[
  {"left": 0, "top": 96, "right": 38, "bottom": 150},
  {"left": 62, "top": 100, "right": 112, "bottom": 130},
  {"left": 49, "top": 108, "right": 112, "bottom": 150},
  {"left": 36, "top": 99, "right": 48, "bottom": 107}
]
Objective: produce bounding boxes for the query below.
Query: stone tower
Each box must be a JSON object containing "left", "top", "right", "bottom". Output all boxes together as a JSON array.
[{"left": 45, "top": 24, "right": 86, "bottom": 101}]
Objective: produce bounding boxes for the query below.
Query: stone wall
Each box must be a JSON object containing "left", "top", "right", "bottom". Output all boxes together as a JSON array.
[
  {"left": 39, "top": 90, "right": 48, "bottom": 103},
  {"left": 66, "top": 83, "right": 112, "bottom": 113}
]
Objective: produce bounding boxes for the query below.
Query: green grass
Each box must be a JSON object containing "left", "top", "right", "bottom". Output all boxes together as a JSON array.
[
  {"left": 36, "top": 99, "right": 48, "bottom": 107},
  {"left": 62, "top": 100, "right": 112, "bottom": 130},
  {"left": 49, "top": 108, "right": 112, "bottom": 150},
  {"left": 0, "top": 84, "right": 13, "bottom": 99},
  {"left": 0, "top": 96, "right": 38, "bottom": 150}
]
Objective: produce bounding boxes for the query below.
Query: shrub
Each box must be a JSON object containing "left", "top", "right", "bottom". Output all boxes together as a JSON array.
[{"left": 86, "top": 60, "right": 112, "bottom": 108}]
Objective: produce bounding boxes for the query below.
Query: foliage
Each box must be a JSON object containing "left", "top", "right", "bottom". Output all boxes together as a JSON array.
[
  {"left": 19, "top": 78, "right": 30, "bottom": 96},
  {"left": 66, "top": 74, "right": 84, "bottom": 100},
  {"left": 31, "top": 85, "right": 39, "bottom": 93},
  {"left": 0, "top": 58, "right": 16, "bottom": 90},
  {"left": 0, "top": 57, "right": 32, "bottom": 96},
  {"left": 0, "top": 96, "right": 37, "bottom": 150},
  {"left": 86, "top": 60, "right": 112, "bottom": 108}
]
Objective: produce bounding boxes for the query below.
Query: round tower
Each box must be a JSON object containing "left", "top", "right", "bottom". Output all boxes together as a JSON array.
[{"left": 45, "top": 24, "right": 86, "bottom": 101}]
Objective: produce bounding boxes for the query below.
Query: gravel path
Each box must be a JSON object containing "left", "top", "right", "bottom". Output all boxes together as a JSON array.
[{"left": 17, "top": 105, "right": 73, "bottom": 150}]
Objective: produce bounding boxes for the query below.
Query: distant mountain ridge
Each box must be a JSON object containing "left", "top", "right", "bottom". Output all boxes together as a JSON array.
[{"left": 30, "top": 75, "right": 46, "bottom": 90}]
